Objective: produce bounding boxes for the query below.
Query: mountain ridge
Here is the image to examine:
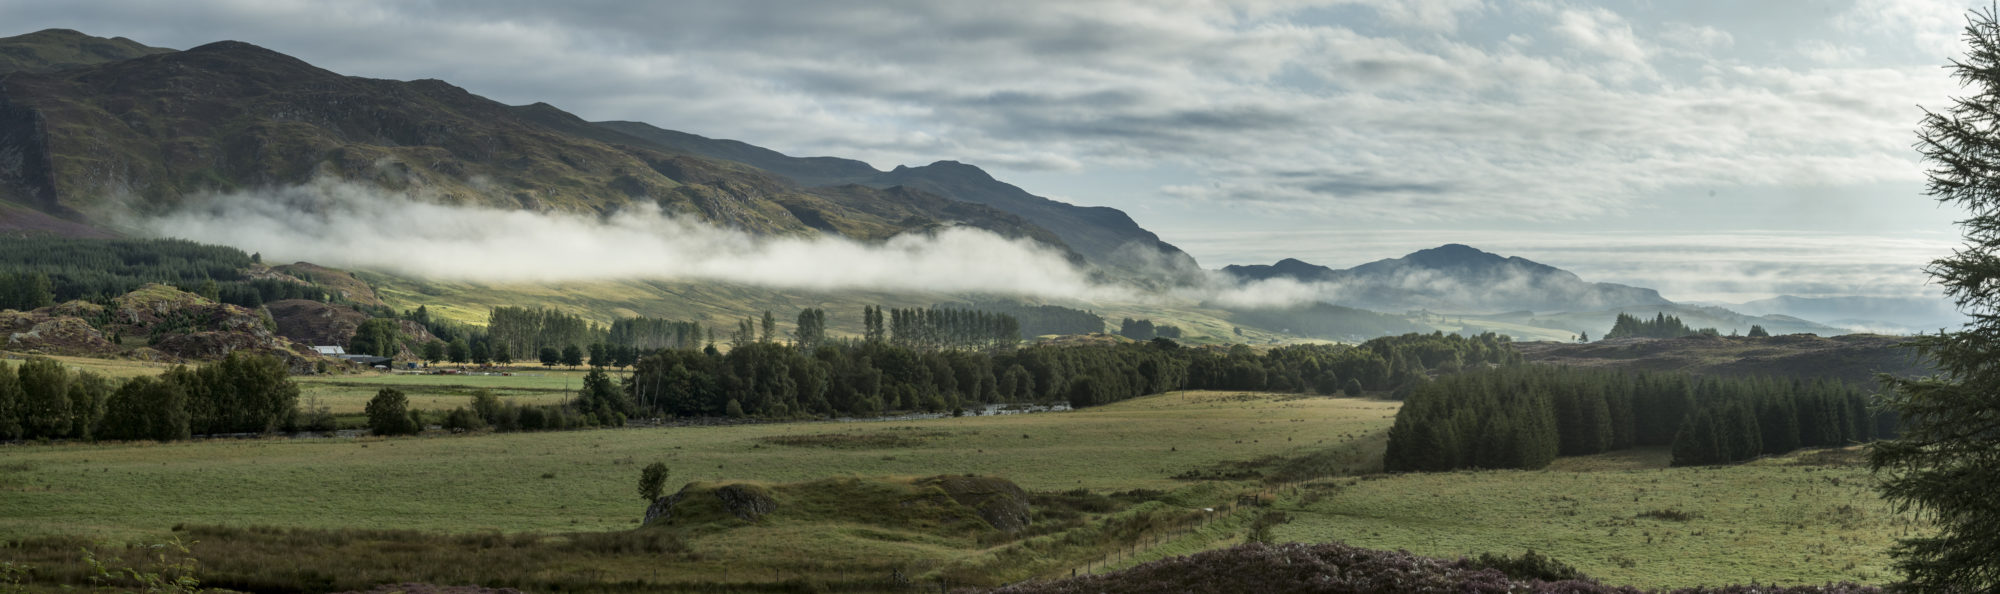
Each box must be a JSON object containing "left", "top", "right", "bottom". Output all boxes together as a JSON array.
[
  {"left": 1223, "top": 243, "right": 1670, "bottom": 314},
  {"left": 0, "top": 32, "right": 1092, "bottom": 262}
]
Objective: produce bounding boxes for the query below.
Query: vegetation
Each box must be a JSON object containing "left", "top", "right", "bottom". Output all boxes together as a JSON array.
[
  {"left": 1604, "top": 312, "right": 1719, "bottom": 340},
  {"left": 0, "top": 352, "right": 293, "bottom": 441},
  {"left": 1874, "top": 7, "right": 2000, "bottom": 590},
  {"left": 1384, "top": 366, "right": 1885, "bottom": 472},
  {"left": 0, "top": 238, "right": 338, "bottom": 310},
  {"left": 364, "top": 388, "right": 420, "bottom": 436},
  {"left": 993, "top": 541, "right": 1881, "bottom": 594},
  {"left": 956, "top": 299, "right": 1106, "bottom": 338},
  {"left": 1118, "top": 318, "right": 1182, "bottom": 341}
]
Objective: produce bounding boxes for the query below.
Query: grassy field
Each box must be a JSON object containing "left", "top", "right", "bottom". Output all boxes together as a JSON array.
[
  {"left": 0, "top": 385, "right": 1915, "bottom": 591},
  {"left": 0, "top": 390, "right": 1397, "bottom": 541},
  {"left": 1271, "top": 447, "right": 1908, "bottom": 589}
]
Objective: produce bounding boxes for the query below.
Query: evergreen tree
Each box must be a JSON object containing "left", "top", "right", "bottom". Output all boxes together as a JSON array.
[
  {"left": 1874, "top": 8, "right": 2000, "bottom": 590},
  {"left": 760, "top": 311, "right": 777, "bottom": 343},
  {"left": 1747, "top": 324, "right": 1770, "bottom": 337}
]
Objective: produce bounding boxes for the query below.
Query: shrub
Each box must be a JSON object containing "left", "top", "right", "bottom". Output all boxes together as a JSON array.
[
  {"left": 638, "top": 462, "right": 670, "bottom": 502},
  {"left": 363, "top": 388, "right": 419, "bottom": 436},
  {"left": 1469, "top": 549, "right": 1582, "bottom": 582}
]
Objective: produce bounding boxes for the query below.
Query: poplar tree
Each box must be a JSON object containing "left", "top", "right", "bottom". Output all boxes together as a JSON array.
[{"left": 1874, "top": 7, "right": 2000, "bottom": 589}]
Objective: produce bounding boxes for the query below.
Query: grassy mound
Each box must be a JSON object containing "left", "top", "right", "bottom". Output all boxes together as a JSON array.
[{"left": 644, "top": 475, "right": 1031, "bottom": 536}]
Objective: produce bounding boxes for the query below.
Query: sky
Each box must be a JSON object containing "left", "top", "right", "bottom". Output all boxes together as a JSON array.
[{"left": 2, "top": 0, "right": 1981, "bottom": 302}]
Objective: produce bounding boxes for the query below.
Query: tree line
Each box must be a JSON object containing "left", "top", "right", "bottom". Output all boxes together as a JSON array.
[
  {"left": 1603, "top": 312, "right": 1720, "bottom": 339},
  {"left": 0, "top": 238, "right": 340, "bottom": 311},
  {"left": 0, "top": 353, "right": 297, "bottom": 442},
  {"left": 954, "top": 299, "right": 1105, "bottom": 338},
  {"left": 1118, "top": 318, "right": 1182, "bottom": 341},
  {"left": 1383, "top": 366, "right": 1888, "bottom": 472}
]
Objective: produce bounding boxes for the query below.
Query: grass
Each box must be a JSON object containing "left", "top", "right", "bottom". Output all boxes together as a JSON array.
[
  {"left": 0, "top": 388, "right": 1918, "bottom": 591},
  {"left": 1271, "top": 446, "right": 1908, "bottom": 589},
  {"left": 0, "top": 390, "right": 1396, "bottom": 541}
]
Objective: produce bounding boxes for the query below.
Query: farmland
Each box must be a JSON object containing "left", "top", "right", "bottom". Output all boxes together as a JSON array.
[{"left": 0, "top": 385, "right": 1911, "bottom": 591}]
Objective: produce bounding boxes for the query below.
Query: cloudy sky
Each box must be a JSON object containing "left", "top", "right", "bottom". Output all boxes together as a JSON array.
[{"left": 4, "top": 0, "right": 1980, "bottom": 302}]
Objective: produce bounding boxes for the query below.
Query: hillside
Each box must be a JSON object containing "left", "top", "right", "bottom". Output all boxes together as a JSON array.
[
  {"left": 0, "top": 33, "right": 1082, "bottom": 261},
  {"left": 1513, "top": 333, "right": 1928, "bottom": 385},
  {"left": 1223, "top": 244, "right": 1669, "bottom": 314},
  {"left": 596, "top": 121, "right": 1201, "bottom": 277},
  {"left": 1724, "top": 295, "right": 1964, "bottom": 334},
  {"left": 0, "top": 28, "right": 172, "bottom": 74}
]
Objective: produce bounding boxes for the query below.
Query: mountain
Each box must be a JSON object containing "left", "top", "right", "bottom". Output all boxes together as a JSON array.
[
  {"left": 1724, "top": 295, "right": 1965, "bottom": 334},
  {"left": 0, "top": 28, "right": 172, "bottom": 74},
  {"left": 1223, "top": 244, "right": 1670, "bottom": 314},
  {"left": 0, "top": 32, "right": 1078, "bottom": 260},
  {"left": 595, "top": 121, "right": 1202, "bottom": 277}
]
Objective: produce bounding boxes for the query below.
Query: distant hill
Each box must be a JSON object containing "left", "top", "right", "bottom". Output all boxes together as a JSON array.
[
  {"left": 595, "top": 121, "right": 1202, "bottom": 278},
  {"left": 1515, "top": 333, "right": 1929, "bottom": 385},
  {"left": 1721, "top": 295, "right": 1965, "bottom": 334},
  {"left": 1223, "top": 244, "right": 1670, "bottom": 314},
  {"left": 0, "top": 31, "right": 1081, "bottom": 262},
  {"left": 0, "top": 28, "right": 172, "bottom": 74}
]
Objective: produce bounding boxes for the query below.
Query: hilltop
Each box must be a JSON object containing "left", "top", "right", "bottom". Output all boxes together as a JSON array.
[
  {"left": 0, "top": 30, "right": 1202, "bottom": 276},
  {"left": 1514, "top": 333, "right": 1927, "bottom": 385},
  {"left": 1222, "top": 244, "right": 1668, "bottom": 314}
]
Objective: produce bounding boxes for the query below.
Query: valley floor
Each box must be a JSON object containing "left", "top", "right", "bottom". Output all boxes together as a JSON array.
[{"left": 0, "top": 390, "right": 1907, "bottom": 591}]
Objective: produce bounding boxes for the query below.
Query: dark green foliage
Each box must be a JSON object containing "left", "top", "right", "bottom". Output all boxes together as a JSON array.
[
  {"left": 953, "top": 299, "right": 1103, "bottom": 337},
  {"left": 639, "top": 462, "right": 670, "bottom": 502},
  {"left": 606, "top": 317, "right": 702, "bottom": 350},
  {"left": 1469, "top": 549, "right": 1582, "bottom": 582},
  {"left": 487, "top": 306, "right": 599, "bottom": 363},
  {"left": 177, "top": 353, "right": 299, "bottom": 435},
  {"left": 1747, "top": 324, "right": 1770, "bottom": 337},
  {"left": 0, "top": 238, "right": 341, "bottom": 310},
  {"left": 579, "top": 367, "right": 628, "bottom": 423},
  {"left": 1874, "top": 8, "right": 2000, "bottom": 591},
  {"left": 885, "top": 306, "right": 1021, "bottom": 351},
  {"left": 447, "top": 338, "right": 470, "bottom": 364},
  {"left": 793, "top": 308, "right": 827, "bottom": 350},
  {"left": 16, "top": 357, "right": 71, "bottom": 438},
  {"left": 1385, "top": 366, "right": 1879, "bottom": 472},
  {"left": 539, "top": 347, "right": 559, "bottom": 368},
  {"left": 364, "top": 388, "right": 419, "bottom": 436},
  {"left": 420, "top": 340, "right": 445, "bottom": 364},
  {"left": 561, "top": 345, "right": 583, "bottom": 369},
  {"left": 0, "top": 271, "right": 54, "bottom": 311},
  {"left": 1604, "top": 312, "right": 1719, "bottom": 339},
  {"left": 349, "top": 318, "right": 406, "bottom": 358},
  {"left": 98, "top": 376, "right": 189, "bottom": 441},
  {"left": 1118, "top": 318, "right": 1156, "bottom": 340},
  {"left": 0, "top": 360, "right": 22, "bottom": 439}
]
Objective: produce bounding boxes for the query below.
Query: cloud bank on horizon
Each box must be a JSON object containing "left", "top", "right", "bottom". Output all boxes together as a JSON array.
[{"left": 3, "top": 0, "right": 1978, "bottom": 300}]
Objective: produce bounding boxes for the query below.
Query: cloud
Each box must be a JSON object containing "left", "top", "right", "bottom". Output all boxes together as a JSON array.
[
  {"left": 1551, "top": 7, "right": 1650, "bottom": 64},
  {"left": 0, "top": 0, "right": 1967, "bottom": 289},
  {"left": 132, "top": 178, "right": 1114, "bottom": 299}
]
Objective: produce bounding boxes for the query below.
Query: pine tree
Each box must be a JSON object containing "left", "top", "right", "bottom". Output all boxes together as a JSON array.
[{"left": 1874, "top": 8, "right": 2000, "bottom": 589}]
